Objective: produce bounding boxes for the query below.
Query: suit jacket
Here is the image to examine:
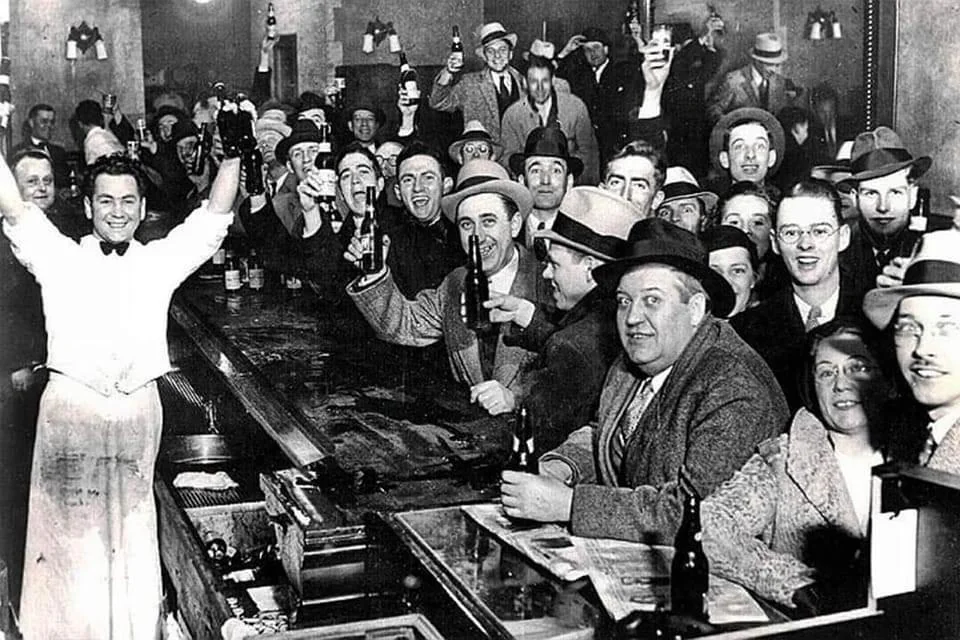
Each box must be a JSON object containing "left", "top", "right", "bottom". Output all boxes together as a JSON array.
[
  {"left": 927, "top": 416, "right": 960, "bottom": 475},
  {"left": 499, "top": 91, "right": 600, "bottom": 185},
  {"left": 707, "top": 65, "right": 793, "bottom": 125},
  {"left": 557, "top": 55, "right": 642, "bottom": 167},
  {"left": 841, "top": 219, "right": 922, "bottom": 301},
  {"left": 731, "top": 276, "right": 862, "bottom": 411},
  {"left": 429, "top": 66, "right": 526, "bottom": 144},
  {"left": 513, "top": 289, "right": 620, "bottom": 451},
  {"left": 702, "top": 408, "right": 871, "bottom": 607},
  {"left": 542, "top": 316, "right": 788, "bottom": 543},
  {"left": 348, "top": 245, "right": 544, "bottom": 395},
  {"left": 11, "top": 139, "right": 71, "bottom": 189}
]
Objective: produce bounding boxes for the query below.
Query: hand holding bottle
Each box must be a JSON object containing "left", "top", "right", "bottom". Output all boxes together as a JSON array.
[
  {"left": 344, "top": 232, "right": 390, "bottom": 283},
  {"left": 470, "top": 380, "right": 515, "bottom": 415}
]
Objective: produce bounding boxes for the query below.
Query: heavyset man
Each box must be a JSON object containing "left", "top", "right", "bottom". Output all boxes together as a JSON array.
[{"left": 2, "top": 105, "right": 243, "bottom": 639}]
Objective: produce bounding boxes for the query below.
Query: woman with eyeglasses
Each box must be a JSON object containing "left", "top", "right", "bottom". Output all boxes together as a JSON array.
[{"left": 700, "top": 318, "right": 895, "bottom": 617}]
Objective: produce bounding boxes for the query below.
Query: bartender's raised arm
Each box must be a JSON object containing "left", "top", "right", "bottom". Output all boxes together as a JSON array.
[{"left": 0, "top": 148, "right": 30, "bottom": 226}]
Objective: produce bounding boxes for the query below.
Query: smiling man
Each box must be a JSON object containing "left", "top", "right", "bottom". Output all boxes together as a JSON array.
[
  {"left": 500, "top": 218, "right": 786, "bottom": 542},
  {"left": 347, "top": 160, "right": 547, "bottom": 413},
  {"left": 12, "top": 103, "right": 71, "bottom": 188},
  {"left": 864, "top": 229, "right": 960, "bottom": 473},
  {"left": 707, "top": 107, "right": 785, "bottom": 197},
  {"left": 3, "top": 105, "right": 242, "bottom": 638},
  {"left": 600, "top": 140, "right": 667, "bottom": 218},
  {"left": 733, "top": 179, "right": 863, "bottom": 409}
]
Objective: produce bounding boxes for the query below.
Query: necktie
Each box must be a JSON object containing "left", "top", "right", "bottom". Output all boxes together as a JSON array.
[
  {"left": 498, "top": 74, "right": 509, "bottom": 98},
  {"left": 759, "top": 79, "right": 769, "bottom": 110},
  {"left": 537, "top": 220, "right": 545, "bottom": 231},
  {"left": 920, "top": 427, "right": 938, "bottom": 465},
  {"left": 100, "top": 241, "right": 130, "bottom": 256},
  {"left": 611, "top": 377, "right": 655, "bottom": 470},
  {"left": 804, "top": 305, "right": 822, "bottom": 332}
]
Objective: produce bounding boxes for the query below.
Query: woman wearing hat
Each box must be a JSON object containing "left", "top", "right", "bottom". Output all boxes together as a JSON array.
[{"left": 702, "top": 225, "right": 759, "bottom": 318}]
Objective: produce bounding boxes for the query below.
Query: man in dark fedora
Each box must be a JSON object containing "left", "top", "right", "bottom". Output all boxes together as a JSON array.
[
  {"left": 258, "top": 118, "right": 328, "bottom": 235},
  {"left": 345, "top": 103, "right": 387, "bottom": 153},
  {"left": 500, "top": 49, "right": 598, "bottom": 185},
  {"left": 500, "top": 218, "right": 787, "bottom": 541},
  {"left": 840, "top": 126, "right": 936, "bottom": 299},
  {"left": 556, "top": 27, "right": 642, "bottom": 167},
  {"left": 707, "top": 32, "right": 800, "bottom": 123},
  {"left": 430, "top": 22, "right": 525, "bottom": 144},
  {"left": 707, "top": 106, "right": 786, "bottom": 196},
  {"left": 448, "top": 120, "right": 502, "bottom": 168},
  {"left": 863, "top": 229, "right": 960, "bottom": 474},
  {"left": 655, "top": 166, "right": 718, "bottom": 234},
  {"left": 508, "top": 125, "right": 582, "bottom": 249},
  {"left": 347, "top": 159, "right": 548, "bottom": 415},
  {"left": 485, "top": 186, "right": 641, "bottom": 446}
]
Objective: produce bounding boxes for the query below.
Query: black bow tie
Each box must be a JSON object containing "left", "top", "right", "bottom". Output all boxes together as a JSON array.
[{"left": 100, "top": 241, "right": 130, "bottom": 256}]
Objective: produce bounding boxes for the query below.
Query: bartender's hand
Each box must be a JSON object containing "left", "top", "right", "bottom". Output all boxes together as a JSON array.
[
  {"left": 484, "top": 294, "right": 535, "bottom": 328},
  {"left": 501, "top": 470, "right": 573, "bottom": 523},
  {"left": 470, "top": 380, "right": 516, "bottom": 415},
  {"left": 876, "top": 256, "right": 908, "bottom": 288}
]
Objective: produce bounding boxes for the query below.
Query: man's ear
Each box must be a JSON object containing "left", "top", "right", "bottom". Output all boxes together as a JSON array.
[
  {"left": 908, "top": 183, "right": 919, "bottom": 210},
  {"left": 139, "top": 198, "right": 147, "bottom": 222},
  {"left": 84, "top": 197, "right": 93, "bottom": 220},
  {"left": 770, "top": 229, "right": 781, "bottom": 256},
  {"left": 442, "top": 176, "right": 454, "bottom": 195},
  {"left": 651, "top": 190, "right": 665, "bottom": 210},
  {"left": 393, "top": 182, "right": 401, "bottom": 201},
  {"left": 689, "top": 292, "right": 707, "bottom": 325},
  {"left": 376, "top": 176, "right": 385, "bottom": 196},
  {"left": 509, "top": 210, "right": 523, "bottom": 238},
  {"left": 565, "top": 174, "right": 574, "bottom": 191},
  {"left": 838, "top": 222, "right": 851, "bottom": 253},
  {"left": 767, "top": 148, "right": 778, "bottom": 169},
  {"left": 347, "top": 121, "right": 355, "bottom": 134},
  {"left": 719, "top": 151, "right": 730, "bottom": 171}
]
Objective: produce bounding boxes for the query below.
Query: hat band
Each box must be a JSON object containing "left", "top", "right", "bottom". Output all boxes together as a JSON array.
[
  {"left": 903, "top": 260, "right": 960, "bottom": 286},
  {"left": 623, "top": 238, "right": 706, "bottom": 264},
  {"left": 551, "top": 213, "right": 625, "bottom": 259},
  {"left": 480, "top": 30, "right": 510, "bottom": 47},
  {"left": 661, "top": 182, "right": 702, "bottom": 201},
  {"left": 752, "top": 47, "right": 784, "bottom": 59},
  {"left": 850, "top": 148, "right": 914, "bottom": 175},
  {"left": 455, "top": 175, "right": 498, "bottom": 191},
  {"left": 458, "top": 131, "right": 495, "bottom": 143}
]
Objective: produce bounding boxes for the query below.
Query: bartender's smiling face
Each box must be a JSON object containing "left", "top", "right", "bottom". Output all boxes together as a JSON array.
[
  {"left": 337, "top": 151, "right": 384, "bottom": 216},
  {"left": 85, "top": 173, "right": 145, "bottom": 244},
  {"left": 455, "top": 192, "right": 522, "bottom": 276}
]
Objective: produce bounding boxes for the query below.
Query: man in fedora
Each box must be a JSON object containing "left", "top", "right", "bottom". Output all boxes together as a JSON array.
[
  {"left": 707, "top": 32, "right": 799, "bottom": 123},
  {"left": 707, "top": 106, "right": 786, "bottom": 196},
  {"left": 347, "top": 159, "right": 547, "bottom": 414},
  {"left": 430, "top": 22, "right": 525, "bottom": 144},
  {"left": 733, "top": 179, "right": 861, "bottom": 410},
  {"left": 346, "top": 102, "right": 387, "bottom": 153},
  {"left": 863, "top": 229, "right": 960, "bottom": 474},
  {"left": 449, "top": 120, "right": 502, "bottom": 168},
  {"left": 501, "top": 50, "right": 599, "bottom": 184},
  {"left": 508, "top": 125, "right": 581, "bottom": 249},
  {"left": 484, "top": 187, "right": 641, "bottom": 447},
  {"left": 840, "top": 126, "right": 935, "bottom": 299},
  {"left": 500, "top": 218, "right": 787, "bottom": 540},
  {"left": 557, "top": 27, "right": 642, "bottom": 167},
  {"left": 259, "top": 118, "right": 328, "bottom": 235},
  {"left": 655, "top": 166, "right": 718, "bottom": 234}
]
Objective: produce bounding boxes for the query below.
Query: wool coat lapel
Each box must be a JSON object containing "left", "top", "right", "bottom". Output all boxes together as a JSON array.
[{"left": 928, "top": 417, "right": 960, "bottom": 475}]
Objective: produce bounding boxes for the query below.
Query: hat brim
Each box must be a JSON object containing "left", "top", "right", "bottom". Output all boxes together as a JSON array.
[
  {"left": 448, "top": 138, "right": 503, "bottom": 163},
  {"left": 275, "top": 133, "right": 323, "bottom": 164},
  {"left": 441, "top": 178, "right": 533, "bottom": 222},
  {"left": 846, "top": 156, "right": 932, "bottom": 183},
  {"left": 709, "top": 107, "right": 786, "bottom": 175},
  {"left": 535, "top": 229, "right": 615, "bottom": 262},
  {"left": 750, "top": 51, "right": 787, "bottom": 64},
  {"left": 593, "top": 253, "right": 736, "bottom": 318},
  {"left": 863, "top": 283, "right": 960, "bottom": 329},
  {"left": 508, "top": 153, "right": 584, "bottom": 178},
  {"left": 474, "top": 33, "right": 518, "bottom": 58},
  {"left": 661, "top": 190, "right": 718, "bottom": 212}
]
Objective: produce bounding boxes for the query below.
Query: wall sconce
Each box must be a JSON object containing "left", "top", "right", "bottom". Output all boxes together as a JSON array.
[
  {"left": 66, "top": 21, "right": 107, "bottom": 60},
  {"left": 805, "top": 7, "right": 842, "bottom": 40},
  {"left": 362, "top": 17, "right": 401, "bottom": 54}
]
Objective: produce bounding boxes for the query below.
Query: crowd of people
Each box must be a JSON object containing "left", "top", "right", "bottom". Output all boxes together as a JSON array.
[{"left": 1, "top": 11, "right": 959, "bottom": 638}]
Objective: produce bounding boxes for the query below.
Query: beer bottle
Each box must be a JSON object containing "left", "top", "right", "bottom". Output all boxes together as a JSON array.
[
  {"left": 224, "top": 250, "right": 242, "bottom": 291},
  {"left": 450, "top": 26, "right": 464, "bottom": 66},
  {"left": 192, "top": 121, "right": 214, "bottom": 175},
  {"left": 670, "top": 467, "right": 709, "bottom": 622},
  {"left": 314, "top": 123, "right": 337, "bottom": 212},
  {"left": 464, "top": 234, "right": 491, "bottom": 332},
  {"left": 248, "top": 249, "right": 265, "bottom": 290},
  {"left": 909, "top": 186, "right": 930, "bottom": 233},
  {"left": 505, "top": 406, "right": 537, "bottom": 473},
  {"left": 358, "top": 185, "right": 383, "bottom": 274},
  {"left": 67, "top": 168, "right": 82, "bottom": 200},
  {"left": 239, "top": 105, "right": 266, "bottom": 195},
  {"left": 135, "top": 118, "right": 148, "bottom": 146},
  {"left": 397, "top": 52, "right": 421, "bottom": 105},
  {"left": 266, "top": 3, "right": 278, "bottom": 40}
]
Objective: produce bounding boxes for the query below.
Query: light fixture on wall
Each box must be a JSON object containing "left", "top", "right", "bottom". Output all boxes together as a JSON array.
[
  {"left": 362, "top": 17, "right": 400, "bottom": 54},
  {"left": 65, "top": 21, "right": 107, "bottom": 60},
  {"left": 805, "top": 7, "right": 842, "bottom": 40}
]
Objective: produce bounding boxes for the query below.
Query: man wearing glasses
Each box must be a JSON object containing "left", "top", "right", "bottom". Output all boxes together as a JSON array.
[
  {"left": 430, "top": 22, "right": 525, "bottom": 144},
  {"left": 733, "top": 179, "right": 862, "bottom": 410}
]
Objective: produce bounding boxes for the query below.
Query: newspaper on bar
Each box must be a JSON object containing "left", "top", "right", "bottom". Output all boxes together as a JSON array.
[
  {"left": 460, "top": 503, "right": 587, "bottom": 581},
  {"left": 571, "top": 537, "right": 768, "bottom": 625}
]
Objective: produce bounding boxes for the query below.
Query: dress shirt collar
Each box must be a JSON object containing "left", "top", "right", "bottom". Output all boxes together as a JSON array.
[
  {"left": 593, "top": 59, "right": 609, "bottom": 82},
  {"left": 930, "top": 404, "right": 960, "bottom": 446},
  {"left": 793, "top": 286, "right": 840, "bottom": 328},
  {"left": 648, "top": 365, "right": 673, "bottom": 396},
  {"left": 526, "top": 209, "right": 557, "bottom": 247},
  {"left": 487, "top": 245, "right": 520, "bottom": 295},
  {"left": 492, "top": 70, "right": 512, "bottom": 92},
  {"left": 534, "top": 95, "right": 554, "bottom": 124},
  {"left": 751, "top": 65, "right": 764, "bottom": 89}
]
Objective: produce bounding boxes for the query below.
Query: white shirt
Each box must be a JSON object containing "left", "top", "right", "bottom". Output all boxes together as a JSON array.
[
  {"left": 493, "top": 71, "right": 512, "bottom": 94},
  {"left": 930, "top": 404, "right": 960, "bottom": 446},
  {"left": 750, "top": 65, "right": 765, "bottom": 92},
  {"left": 534, "top": 95, "right": 554, "bottom": 127},
  {"left": 487, "top": 246, "right": 520, "bottom": 296},
  {"left": 525, "top": 210, "right": 557, "bottom": 248},
  {"left": 793, "top": 287, "right": 840, "bottom": 329},
  {"left": 593, "top": 59, "right": 609, "bottom": 84},
  {"left": 4, "top": 203, "right": 232, "bottom": 396},
  {"left": 834, "top": 447, "right": 884, "bottom": 532}
]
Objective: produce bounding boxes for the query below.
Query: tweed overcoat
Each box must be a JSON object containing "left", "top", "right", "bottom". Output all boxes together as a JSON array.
[
  {"left": 429, "top": 67, "right": 526, "bottom": 145},
  {"left": 541, "top": 316, "right": 788, "bottom": 543},
  {"left": 706, "top": 64, "right": 792, "bottom": 124}
]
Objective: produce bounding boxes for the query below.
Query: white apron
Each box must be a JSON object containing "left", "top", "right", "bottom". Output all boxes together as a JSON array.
[{"left": 19, "top": 373, "right": 163, "bottom": 640}]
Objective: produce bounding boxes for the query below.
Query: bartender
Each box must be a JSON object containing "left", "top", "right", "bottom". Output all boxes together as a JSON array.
[{"left": 0, "top": 105, "right": 244, "bottom": 639}]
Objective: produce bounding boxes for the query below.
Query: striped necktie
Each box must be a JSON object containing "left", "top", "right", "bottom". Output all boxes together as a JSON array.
[
  {"left": 804, "top": 305, "right": 822, "bottom": 332},
  {"left": 611, "top": 377, "right": 655, "bottom": 470}
]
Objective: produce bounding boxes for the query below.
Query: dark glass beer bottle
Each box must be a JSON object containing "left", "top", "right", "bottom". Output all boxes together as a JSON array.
[
  {"left": 224, "top": 250, "right": 242, "bottom": 291},
  {"left": 671, "top": 468, "right": 709, "bottom": 622},
  {"left": 505, "top": 406, "right": 537, "bottom": 473},
  {"left": 359, "top": 185, "right": 383, "bottom": 274},
  {"left": 450, "top": 26, "right": 464, "bottom": 66},
  {"left": 266, "top": 3, "right": 278, "bottom": 39},
  {"left": 464, "top": 234, "right": 491, "bottom": 332},
  {"left": 397, "top": 52, "right": 421, "bottom": 105},
  {"left": 314, "top": 123, "right": 337, "bottom": 212},
  {"left": 248, "top": 249, "right": 265, "bottom": 290},
  {"left": 192, "top": 122, "right": 214, "bottom": 175}
]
